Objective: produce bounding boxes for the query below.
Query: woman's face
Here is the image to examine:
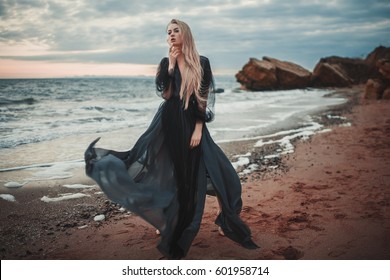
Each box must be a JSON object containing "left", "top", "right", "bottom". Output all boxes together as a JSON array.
[{"left": 167, "top": 23, "right": 183, "bottom": 48}]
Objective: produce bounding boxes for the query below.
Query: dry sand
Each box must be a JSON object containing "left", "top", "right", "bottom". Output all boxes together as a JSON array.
[{"left": 1, "top": 86, "right": 389, "bottom": 260}]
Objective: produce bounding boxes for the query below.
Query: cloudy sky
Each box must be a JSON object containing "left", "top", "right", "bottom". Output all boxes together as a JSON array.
[{"left": 0, "top": 0, "right": 389, "bottom": 78}]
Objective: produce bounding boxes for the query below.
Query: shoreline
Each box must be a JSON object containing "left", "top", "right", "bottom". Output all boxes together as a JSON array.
[{"left": 1, "top": 85, "right": 389, "bottom": 259}]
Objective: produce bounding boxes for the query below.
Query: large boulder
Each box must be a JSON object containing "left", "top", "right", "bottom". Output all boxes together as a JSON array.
[
  {"left": 311, "top": 62, "right": 352, "bottom": 87},
  {"left": 363, "top": 46, "right": 390, "bottom": 99},
  {"left": 377, "top": 59, "right": 390, "bottom": 81},
  {"left": 382, "top": 88, "right": 390, "bottom": 99},
  {"left": 365, "top": 46, "right": 390, "bottom": 77},
  {"left": 236, "top": 45, "right": 390, "bottom": 91},
  {"left": 235, "top": 57, "right": 311, "bottom": 90},
  {"left": 263, "top": 57, "right": 311, "bottom": 89},
  {"left": 311, "top": 56, "right": 369, "bottom": 87},
  {"left": 235, "top": 58, "right": 278, "bottom": 90},
  {"left": 363, "top": 58, "right": 390, "bottom": 100},
  {"left": 364, "top": 78, "right": 386, "bottom": 99}
]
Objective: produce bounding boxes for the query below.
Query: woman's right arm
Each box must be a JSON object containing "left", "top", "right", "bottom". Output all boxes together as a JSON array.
[{"left": 155, "top": 57, "right": 172, "bottom": 100}]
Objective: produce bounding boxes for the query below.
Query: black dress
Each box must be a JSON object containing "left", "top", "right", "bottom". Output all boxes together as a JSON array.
[{"left": 85, "top": 56, "right": 258, "bottom": 259}]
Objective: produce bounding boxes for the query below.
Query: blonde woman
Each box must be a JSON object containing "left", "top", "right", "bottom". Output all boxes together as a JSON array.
[{"left": 85, "top": 19, "right": 258, "bottom": 259}]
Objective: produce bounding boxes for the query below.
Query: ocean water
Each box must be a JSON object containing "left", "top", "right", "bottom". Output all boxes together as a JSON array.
[{"left": 0, "top": 76, "right": 346, "bottom": 176}]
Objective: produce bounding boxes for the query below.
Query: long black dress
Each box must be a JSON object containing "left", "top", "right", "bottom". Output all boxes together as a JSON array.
[{"left": 85, "top": 56, "right": 258, "bottom": 259}]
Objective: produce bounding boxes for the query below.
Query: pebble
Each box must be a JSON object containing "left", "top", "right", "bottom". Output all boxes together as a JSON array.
[
  {"left": 0, "top": 194, "right": 16, "bottom": 202},
  {"left": 93, "top": 214, "right": 105, "bottom": 222}
]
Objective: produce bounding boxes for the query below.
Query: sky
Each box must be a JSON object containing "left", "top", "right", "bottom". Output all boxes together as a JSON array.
[{"left": 0, "top": 0, "right": 389, "bottom": 78}]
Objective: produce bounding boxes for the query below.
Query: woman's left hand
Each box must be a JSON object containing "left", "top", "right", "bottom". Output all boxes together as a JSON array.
[{"left": 190, "top": 121, "right": 203, "bottom": 148}]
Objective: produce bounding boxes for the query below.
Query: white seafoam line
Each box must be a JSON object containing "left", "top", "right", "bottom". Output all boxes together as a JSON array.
[
  {"left": 40, "top": 193, "right": 90, "bottom": 203},
  {"left": 229, "top": 118, "right": 334, "bottom": 175},
  {"left": 0, "top": 159, "right": 84, "bottom": 172}
]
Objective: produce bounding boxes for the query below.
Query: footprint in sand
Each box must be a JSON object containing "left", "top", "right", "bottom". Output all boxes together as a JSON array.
[
  {"left": 334, "top": 213, "right": 347, "bottom": 219},
  {"left": 123, "top": 239, "right": 143, "bottom": 247},
  {"left": 328, "top": 239, "right": 357, "bottom": 258},
  {"left": 328, "top": 250, "right": 346, "bottom": 257},
  {"left": 124, "top": 222, "right": 136, "bottom": 227},
  {"left": 141, "top": 231, "right": 159, "bottom": 241},
  {"left": 272, "top": 246, "right": 304, "bottom": 260},
  {"left": 116, "top": 229, "right": 130, "bottom": 235},
  {"left": 278, "top": 212, "right": 324, "bottom": 232},
  {"left": 220, "top": 249, "right": 247, "bottom": 259},
  {"left": 273, "top": 190, "right": 285, "bottom": 199},
  {"left": 140, "top": 243, "right": 157, "bottom": 251},
  {"left": 193, "top": 239, "right": 210, "bottom": 249}
]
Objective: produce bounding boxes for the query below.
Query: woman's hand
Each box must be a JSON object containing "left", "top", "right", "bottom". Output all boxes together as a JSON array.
[
  {"left": 168, "top": 45, "right": 181, "bottom": 70},
  {"left": 190, "top": 121, "right": 203, "bottom": 149}
]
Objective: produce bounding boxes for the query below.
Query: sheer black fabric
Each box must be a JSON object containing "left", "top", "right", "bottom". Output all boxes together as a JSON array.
[
  {"left": 156, "top": 56, "right": 215, "bottom": 123},
  {"left": 85, "top": 56, "right": 258, "bottom": 259}
]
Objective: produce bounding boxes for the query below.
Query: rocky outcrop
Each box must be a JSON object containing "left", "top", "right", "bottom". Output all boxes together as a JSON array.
[
  {"left": 377, "top": 59, "right": 390, "bottom": 81},
  {"left": 236, "top": 45, "right": 390, "bottom": 92},
  {"left": 235, "top": 58, "right": 277, "bottom": 90},
  {"left": 366, "top": 46, "right": 390, "bottom": 78},
  {"left": 363, "top": 47, "right": 390, "bottom": 99},
  {"left": 235, "top": 57, "right": 311, "bottom": 90},
  {"left": 263, "top": 57, "right": 311, "bottom": 89},
  {"left": 364, "top": 58, "right": 390, "bottom": 99},
  {"left": 311, "top": 62, "right": 351, "bottom": 87},
  {"left": 364, "top": 78, "right": 386, "bottom": 99},
  {"left": 383, "top": 88, "right": 390, "bottom": 99},
  {"left": 311, "top": 57, "right": 369, "bottom": 87}
]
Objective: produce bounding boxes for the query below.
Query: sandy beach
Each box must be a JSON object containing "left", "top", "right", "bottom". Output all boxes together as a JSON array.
[{"left": 0, "top": 86, "right": 389, "bottom": 260}]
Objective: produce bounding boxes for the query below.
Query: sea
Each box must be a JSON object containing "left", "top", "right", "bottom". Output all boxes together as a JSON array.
[{"left": 0, "top": 76, "right": 347, "bottom": 185}]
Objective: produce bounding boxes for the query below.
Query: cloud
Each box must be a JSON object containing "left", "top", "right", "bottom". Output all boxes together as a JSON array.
[{"left": 0, "top": 0, "right": 389, "bottom": 76}]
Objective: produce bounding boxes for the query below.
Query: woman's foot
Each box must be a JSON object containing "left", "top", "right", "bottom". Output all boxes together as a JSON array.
[
  {"left": 218, "top": 226, "right": 225, "bottom": 236},
  {"left": 216, "top": 208, "right": 224, "bottom": 236}
]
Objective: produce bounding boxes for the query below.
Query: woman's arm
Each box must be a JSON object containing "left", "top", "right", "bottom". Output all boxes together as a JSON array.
[
  {"left": 156, "top": 58, "right": 172, "bottom": 100},
  {"left": 196, "top": 56, "right": 215, "bottom": 122}
]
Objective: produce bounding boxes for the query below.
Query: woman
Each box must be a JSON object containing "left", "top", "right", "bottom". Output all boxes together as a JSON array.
[{"left": 85, "top": 19, "right": 258, "bottom": 259}]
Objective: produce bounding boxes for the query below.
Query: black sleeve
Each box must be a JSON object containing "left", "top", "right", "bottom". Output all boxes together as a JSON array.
[
  {"left": 155, "top": 57, "right": 172, "bottom": 100},
  {"left": 196, "top": 56, "right": 216, "bottom": 123}
]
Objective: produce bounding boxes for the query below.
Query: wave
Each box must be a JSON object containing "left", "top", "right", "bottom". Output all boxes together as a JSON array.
[{"left": 0, "top": 97, "right": 37, "bottom": 106}]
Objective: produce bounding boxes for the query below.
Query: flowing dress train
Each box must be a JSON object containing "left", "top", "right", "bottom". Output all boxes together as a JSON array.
[{"left": 84, "top": 56, "right": 258, "bottom": 259}]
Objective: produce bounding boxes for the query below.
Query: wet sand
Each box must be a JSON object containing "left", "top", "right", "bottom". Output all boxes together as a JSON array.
[{"left": 1, "top": 86, "right": 389, "bottom": 260}]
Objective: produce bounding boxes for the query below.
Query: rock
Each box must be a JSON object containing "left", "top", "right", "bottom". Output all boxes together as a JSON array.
[
  {"left": 364, "top": 79, "right": 385, "bottom": 99},
  {"left": 311, "top": 62, "right": 352, "bottom": 87},
  {"left": 0, "top": 194, "right": 16, "bottom": 202},
  {"left": 236, "top": 45, "right": 390, "bottom": 91},
  {"left": 318, "top": 57, "right": 368, "bottom": 84},
  {"left": 263, "top": 57, "right": 311, "bottom": 89},
  {"left": 311, "top": 55, "right": 371, "bottom": 87},
  {"left": 235, "top": 58, "right": 277, "bottom": 90},
  {"left": 365, "top": 46, "right": 390, "bottom": 77},
  {"left": 235, "top": 57, "right": 311, "bottom": 90},
  {"left": 382, "top": 88, "right": 390, "bottom": 99},
  {"left": 377, "top": 59, "right": 390, "bottom": 82},
  {"left": 215, "top": 88, "right": 224, "bottom": 93},
  {"left": 363, "top": 49, "right": 390, "bottom": 100},
  {"left": 93, "top": 214, "right": 105, "bottom": 222}
]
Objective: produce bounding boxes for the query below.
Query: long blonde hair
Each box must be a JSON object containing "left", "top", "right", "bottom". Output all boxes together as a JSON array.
[{"left": 168, "top": 19, "right": 203, "bottom": 110}]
